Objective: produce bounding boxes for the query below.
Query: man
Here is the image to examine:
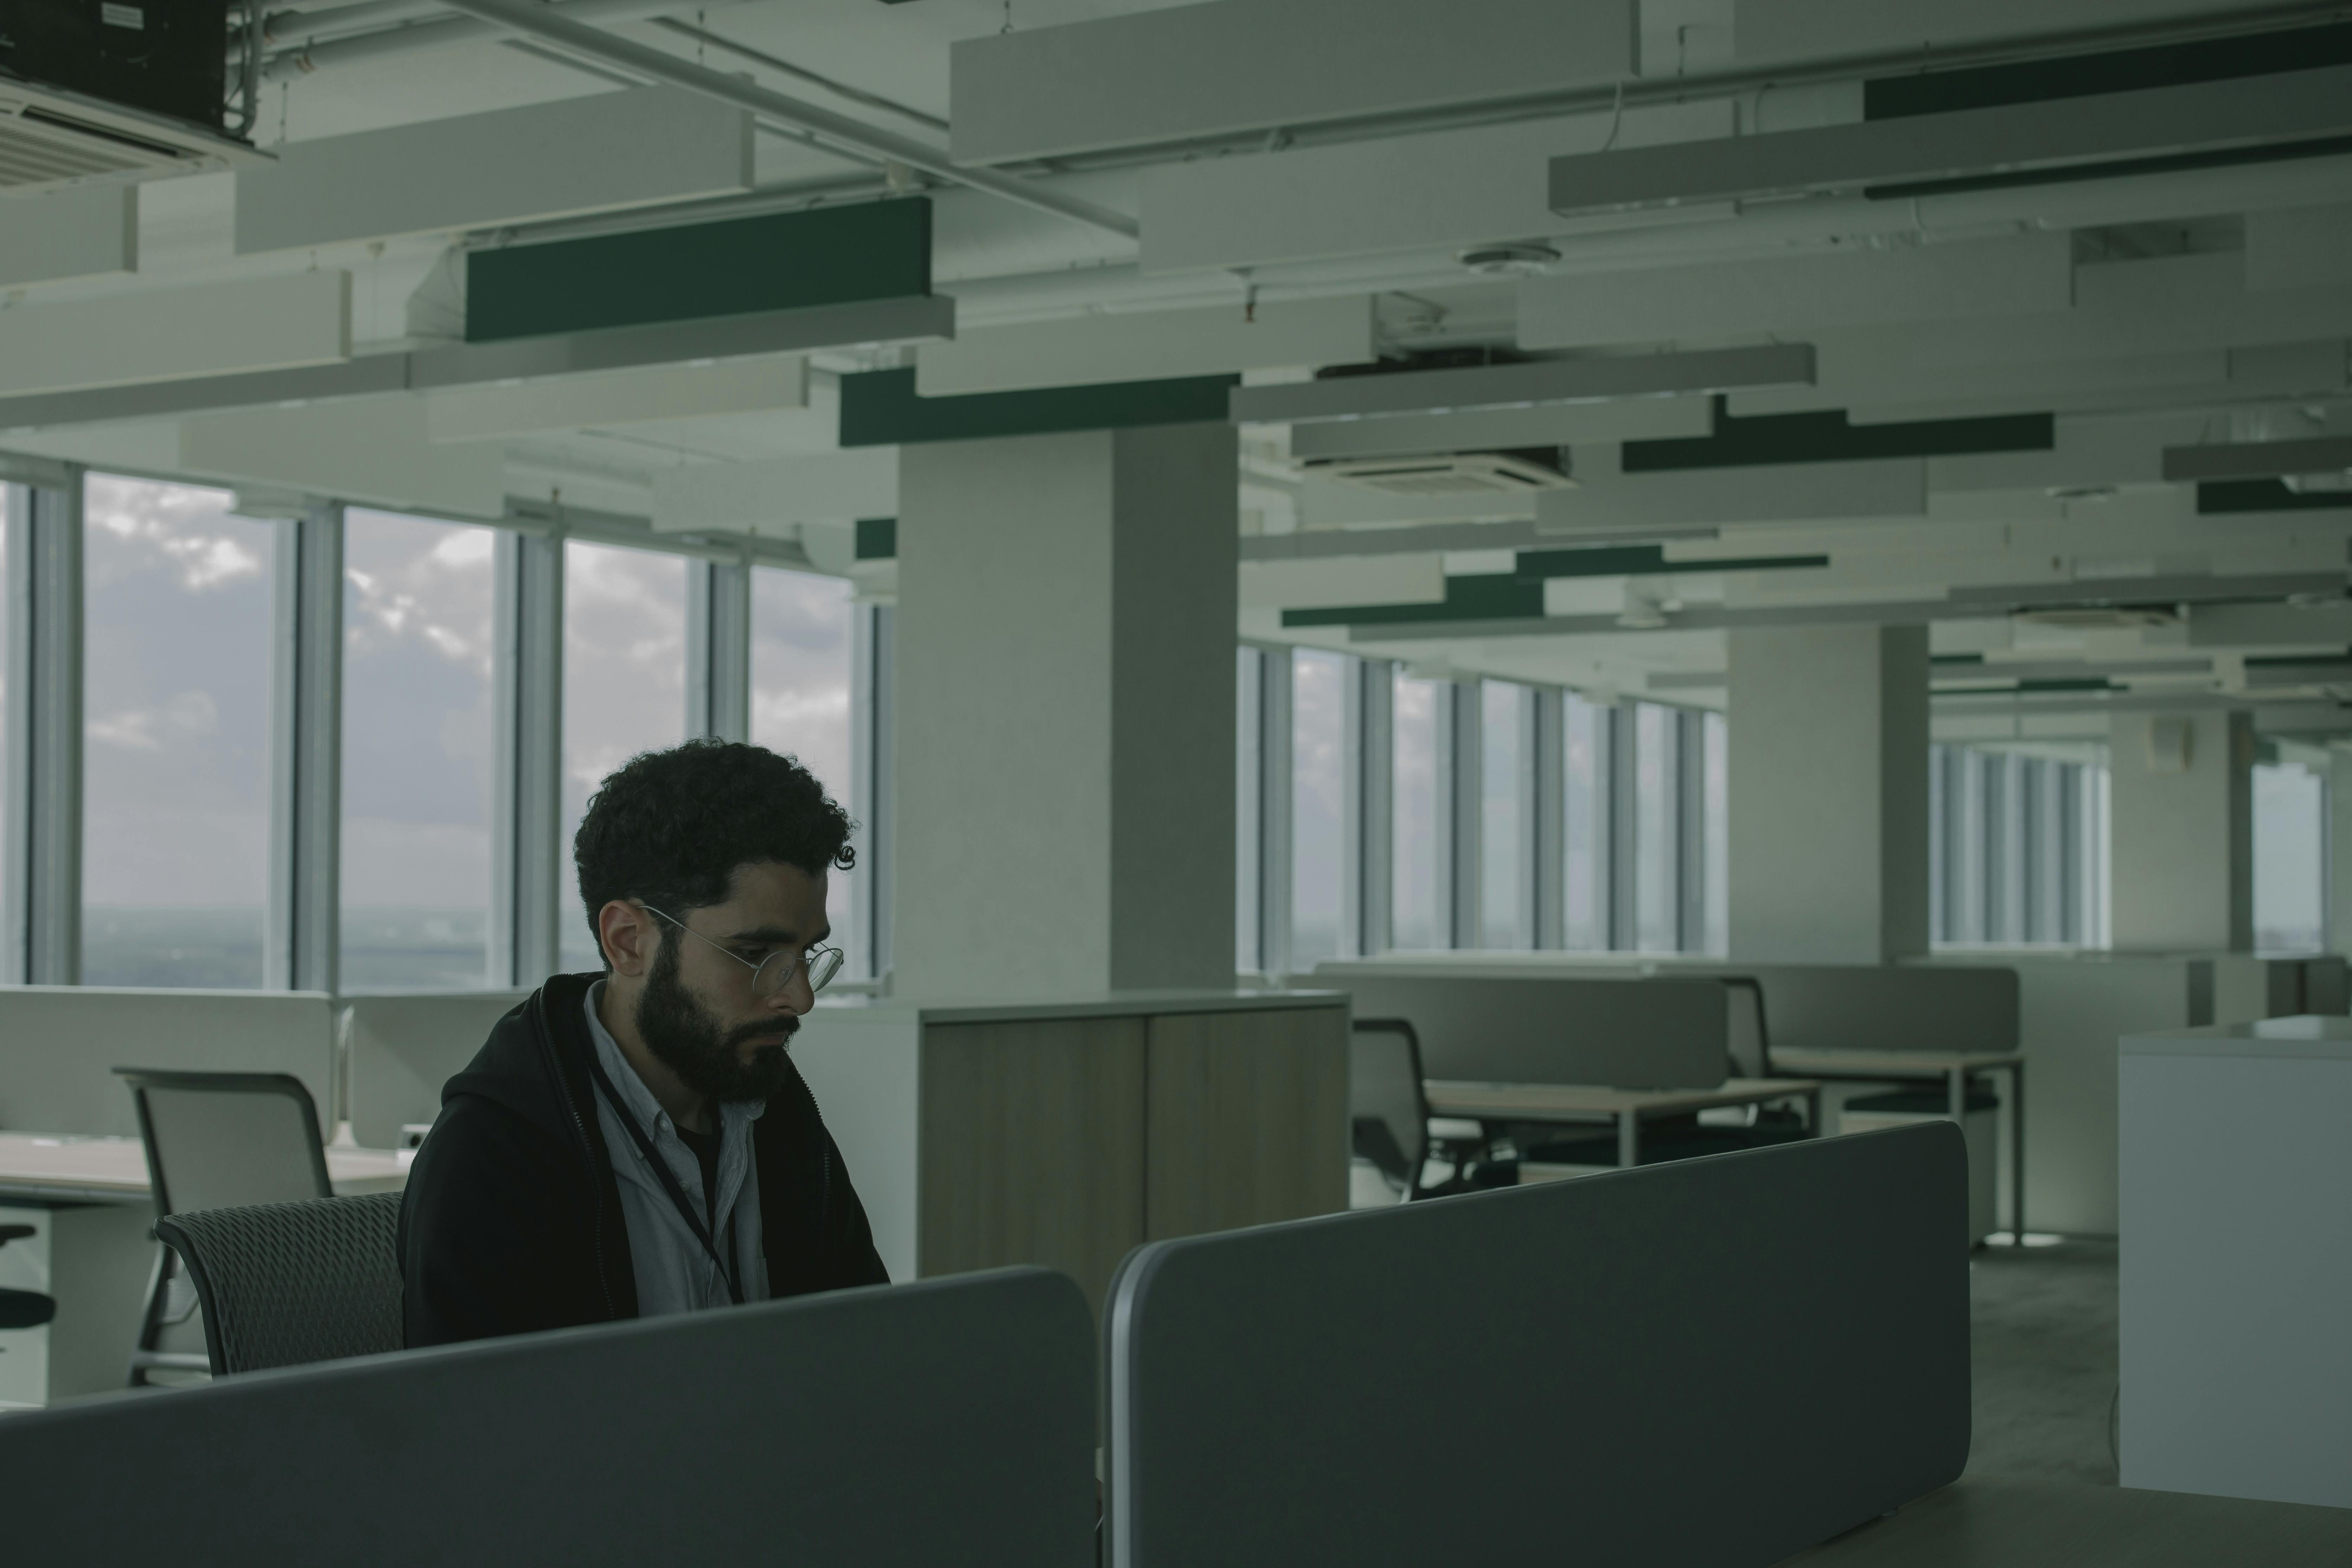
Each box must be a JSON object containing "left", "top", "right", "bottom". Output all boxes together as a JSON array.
[{"left": 400, "top": 738, "right": 887, "bottom": 1346}]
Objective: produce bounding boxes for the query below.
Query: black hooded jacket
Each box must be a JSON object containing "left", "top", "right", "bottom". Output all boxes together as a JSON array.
[{"left": 398, "top": 972, "right": 889, "bottom": 1347}]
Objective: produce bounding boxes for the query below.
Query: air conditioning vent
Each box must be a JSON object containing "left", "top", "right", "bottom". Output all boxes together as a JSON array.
[
  {"left": 1306, "top": 448, "right": 1574, "bottom": 498},
  {"left": 0, "top": 86, "right": 268, "bottom": 197}
]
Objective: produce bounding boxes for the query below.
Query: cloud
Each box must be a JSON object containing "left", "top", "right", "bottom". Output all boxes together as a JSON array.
[{"left": 87, "top": 689, "right": 221, "bottom": 752}]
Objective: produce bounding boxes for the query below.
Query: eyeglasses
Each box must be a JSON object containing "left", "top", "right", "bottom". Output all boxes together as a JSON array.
[{"left": 640, "top": 904, "right": 845, "bottom": 997}]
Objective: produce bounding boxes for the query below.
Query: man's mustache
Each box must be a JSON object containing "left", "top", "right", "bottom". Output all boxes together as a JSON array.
[{"left": 725, "top": 1015, "right": 799, "bottom": 1049}]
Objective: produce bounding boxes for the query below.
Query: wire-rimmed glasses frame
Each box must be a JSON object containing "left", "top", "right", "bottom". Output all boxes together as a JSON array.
[{"left": 638, "top": 903, "right": 845, "bottom": 997}]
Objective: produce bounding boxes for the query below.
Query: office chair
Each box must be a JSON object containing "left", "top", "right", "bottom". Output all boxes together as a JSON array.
[
  {"left": 0, "top": 1224, "right": 56, "bottom": 1331},
  {"left": 115, "top": 1069, "right": 333, "bottom": 1385},
  {"left": 1350, "top": 1018, "right": 1496, "bottom": 1202},
  {"left": 154, "top": 1192, "right": 403, "bottom": 1375}
]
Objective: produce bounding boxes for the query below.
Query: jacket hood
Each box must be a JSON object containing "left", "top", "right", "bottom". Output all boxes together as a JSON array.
[{"left": 441, "top": 970, "right": 602, "bottom": 1144}]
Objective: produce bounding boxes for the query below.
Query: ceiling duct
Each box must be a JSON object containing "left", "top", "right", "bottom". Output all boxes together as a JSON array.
[
  {"left": 1306, "top": 448, "right": 1573, "bottom": 497},
  {"left": 2014, "top": 606, "right": 2181, "bottom": 631}
]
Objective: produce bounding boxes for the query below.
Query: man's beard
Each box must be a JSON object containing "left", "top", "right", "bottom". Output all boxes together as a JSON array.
[{"left": 634, "top": 937, "right": 798, "bottom": 1105}]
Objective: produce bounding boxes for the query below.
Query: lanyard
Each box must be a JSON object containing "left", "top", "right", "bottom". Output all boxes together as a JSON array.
[{"left": 584, "top": 1048, "right": 744, "bottom": 1307}]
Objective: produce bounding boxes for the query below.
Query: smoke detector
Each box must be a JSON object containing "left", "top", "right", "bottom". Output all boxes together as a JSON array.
[
  {"left": 1306, "top": 449, "right": 1574, "bottom": 498},
  {"left": 1456, "top": 242, "right": 1561, "bottom": 276}
]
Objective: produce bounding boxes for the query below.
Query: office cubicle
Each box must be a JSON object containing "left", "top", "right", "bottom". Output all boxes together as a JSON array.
[
  {"left": 0, "top": 987, "right": 337, "bottom": 1138},
  {"left": 1106, "top": 1124, "right": 1969, "bottom": 1567},
  {"left": 1314, "top": 966, "right": 1729, "bottom": 1088},
  {"left": 0, "top": 1267, "right": 1098, "bottom": 1565}
]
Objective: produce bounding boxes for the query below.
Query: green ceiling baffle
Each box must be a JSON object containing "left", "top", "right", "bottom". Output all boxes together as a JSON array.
[{"left": 465, "top": 198, "right": 933, "bottom": 343}]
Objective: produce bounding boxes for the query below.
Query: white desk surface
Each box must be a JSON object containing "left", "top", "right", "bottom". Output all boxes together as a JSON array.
[
  {"left": 1778, "top": 1476, "right": 2352, "bottom": 1566},
  {"left": 1771, "top": 1048, "right": 2024, "bottom": 1076},
  {"left": 1425, "top": 1076, "right": 1821, "bottom": 1119},
  {"left": 0, "top": 1132, "right": 410, "bottom": 1205}
]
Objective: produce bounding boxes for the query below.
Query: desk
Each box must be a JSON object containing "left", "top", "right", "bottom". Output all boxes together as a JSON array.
[
  {"left": 1778, "top": 1476, "right": 2352, "bottom": 1566},
  {"left": 1770, "top": 1049, "right": 2025, "bottom": 1239},
  {"left": 0, "top": 1132, "right": 410, "bottom": 1206},
  {"left": 1425, "top": 1077, "right": 1824, "bottom": 1169}
]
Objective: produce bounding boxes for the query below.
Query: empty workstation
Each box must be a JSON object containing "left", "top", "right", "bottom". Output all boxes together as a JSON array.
[{"left": 0, "top": 0, "right": 2348, "bottom": 1561}]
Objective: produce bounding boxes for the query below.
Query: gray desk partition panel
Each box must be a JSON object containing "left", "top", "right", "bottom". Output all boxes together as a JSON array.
[
  {"left": 342, "top": 990, "right": 531, "bottom": 1147},
  {"left": 0, "top": 987, "right": 334, "bottom": 1137},
  {"left": 1106, "top": 1124, "right": 1969, "bottom": 1568},
  {"left": 1331, "top": 972, "right": 1726, "bottom": 1088},
  {"left": 0, "top": 1267, "right": 1097, "bottom": 1567},
  {"left": 1741, "top": 965, "right": 2019, "bottom": 1056}
]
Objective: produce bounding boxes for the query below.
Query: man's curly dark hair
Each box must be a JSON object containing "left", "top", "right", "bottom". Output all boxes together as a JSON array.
[{"left": 573, "top": 739, "right": 855, "bottom": 967}]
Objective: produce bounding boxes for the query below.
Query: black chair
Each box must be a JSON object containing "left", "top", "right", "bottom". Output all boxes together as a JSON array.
[
  {"left": 114, "top": 1069, "right": 333, "bottom": 1384},
  {"left": 0, "top": 1224, "right": 56, "bottom": 1332},
  {"left": 1350, "top": 1018, "right": 1498, "bottom": 1201},
  {"left": 153, "top": 1192, "right": 404, "bottom": 1375}
]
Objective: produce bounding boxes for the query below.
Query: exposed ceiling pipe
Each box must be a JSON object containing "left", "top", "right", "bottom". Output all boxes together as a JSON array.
[
  {"left": 645, "top": 17, "right": 946, "bottom": 135},
  {"left": 259, "top": 0, "right": 712, "bottom": 79},
  {"left": 429, "top": 0, "right": 1138, "bottom": 239}
]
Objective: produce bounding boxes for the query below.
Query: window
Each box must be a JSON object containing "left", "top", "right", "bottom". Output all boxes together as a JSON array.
[
  {"left": 81, "top": 476, "right": 275, "bottom": 988},
  {"left": 560, "top": 542, "right": 687, "bottom": 976},
  {"left": 1391, "top": 669, "right": 1446, "bottom": 951},
  {"left": 1291, "top": 650, "right": 1347, "bottom": 969},
  {"left": 750, "top": 567, "right": 858, "bottom": 974},
  {"left": 1481, "top": 680, "right": 1529, "bottom": 949},
  {"left": 1235, "top": 647, "right": 1261, "bottom": 973},
  {"left": 2254, "top": 756, "right": 2326, "bottom": 953},
  {"left": 1703, "top": 711, "right": 1728, "bottom": 956},
  {"left": 340, "top": 510, "right": 498, "bottom": 990},
  {"left": 1932, "top": 742, "right": 2109, "bottom": 950},
  {"left": 1632, "top": 703, "right": 1679, "bottom": 953},
  {"left": 1561, "top": 693, "right": 1607, "bottom": 950}
]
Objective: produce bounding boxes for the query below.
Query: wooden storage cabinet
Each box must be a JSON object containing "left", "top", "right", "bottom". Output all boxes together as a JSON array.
[{"left": 795, "top": 993, "right": 1348, "bottom": 1314}]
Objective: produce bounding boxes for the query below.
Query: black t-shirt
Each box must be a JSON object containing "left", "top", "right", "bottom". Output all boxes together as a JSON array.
[{"left": 674, "top": 1120, "right": 723, "bottom": 1230}]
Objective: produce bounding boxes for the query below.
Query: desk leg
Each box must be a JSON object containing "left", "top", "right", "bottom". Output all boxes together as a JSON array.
[
  {"left": 1616, "top": 1112, "right": 1638, "bottom": 1169},
  {"left": 2010, "top": 1060, "right": 2026, "bottom": 1241},
  {"left": 1806, "top": 1085, "right": 1824, "bottom": 1138},
  {"left": 1947, "top": 1065, "right": 1965, "bottom": 1122}
]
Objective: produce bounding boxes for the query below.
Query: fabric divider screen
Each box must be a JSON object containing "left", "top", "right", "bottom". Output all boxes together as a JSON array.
[
  {"left": 0, "top": 1267, "right": 1097, "bottom": 1566},
  {"left": 1105, "top": 1124, "right": 1970, "bottom": 1567},
  {"left": 0, "top": 988, "right": 335, "bottom": 1138},
  {"left": 341, "top": 991, "right": 532, "bottom": 1148},
  {"left": 1318, "top": 968, "right": 1730, "bottom": 1088}
]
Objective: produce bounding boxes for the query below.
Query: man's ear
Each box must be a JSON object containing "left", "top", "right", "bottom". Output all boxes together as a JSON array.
[{"left": 598, "top": 900, "right": 658, "bottom": 978}]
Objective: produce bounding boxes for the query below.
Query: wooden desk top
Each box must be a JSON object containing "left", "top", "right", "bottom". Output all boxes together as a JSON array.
[
  {"left": 1425, "top": 1076, "right": 1822, "bottom": 1120},
  {"left": 1771, "top": 1048, "right": 2025, "bottom": 1077},
  {"left": 1778, "top": 1477, "right": 2352, "bottom": 1566},
  {"left": 0, "top": 1132, "right": 409, "bottom": 1206}
]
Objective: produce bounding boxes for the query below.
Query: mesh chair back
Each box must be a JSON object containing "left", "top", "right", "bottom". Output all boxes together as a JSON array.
[
  {"left": 1724, "top": 978, "right": 1773, "bottom": 1079},
  {"left": 116, "top": 1069, "right": 331, "bottom": 1217},
  {"left": 1349, "top": 1019, "right": 1430, "bottom": 1187},
  {"left": 153, "top": 1192, "right": 404, "bottom": 1375}
]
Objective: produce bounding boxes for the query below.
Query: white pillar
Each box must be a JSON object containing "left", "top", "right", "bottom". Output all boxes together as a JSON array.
[
  {"left": 892, "top": 423, "right": 1237, "bottom": 999},
  {"left": 2108, "top": 711, "right": 2252, "bottom": 953},
  {"left": 1727, "top": 624, "right": 1930, "bottom": 964}
]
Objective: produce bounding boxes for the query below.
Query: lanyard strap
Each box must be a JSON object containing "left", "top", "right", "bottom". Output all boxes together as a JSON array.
[{"left": 584, "top": 1049, "right": 744, "bottom": 1307}]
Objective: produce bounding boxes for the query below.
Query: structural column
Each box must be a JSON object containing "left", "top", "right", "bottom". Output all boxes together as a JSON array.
[
  {"left": 1727, "top": 624, "right": 1930, "bottom": 963},
  {"left": 491, "top": 531, "right": 565, "bottom": 987},
  {"left": 2107, "top": 711, "right": 2252, "bottom": 952},
  {"left": 685, "top": 555, "right": 752, "bottom": 743},
  {"left": 892, "top": 423, "right": 1238, "bottom": 998}
]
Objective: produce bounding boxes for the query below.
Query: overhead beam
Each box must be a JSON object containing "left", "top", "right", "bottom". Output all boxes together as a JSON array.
[
  {"left": 0, "top": 272, "right": 349, "bottom": 399},
  {"left": 917, "top": 297, "right": 1373, "bottom": 396},
  {"left": 0, "top": 294, "right": 952, "bottom": 431},
  {"left": 432, "top": 0, "right": 1140, "bottom": 239},
  {"left": 2163, "top": 435, "right": 2352, "bottom": 482},
  {"left": 1227, "top": 344, "right": 1814, "bottom": 425},
  {"left": 652, "top": 448, "right": 898, "bottom": 535},
  {"left": 1548, "top": 64, "right": 2352, "bottom": 215},
  {"left": 426, "top": 354, "right": 808, "bottom": 443},
  {"left": 0, "top": 185, "right": 135, "bottom": 288},
  {"left": 1286, "top": 397, "right": 1711, "bottom": 459},
  {"left": 236, "top": 87, "right": 752, "bottom": 254},
  {"left": 951, "top": 0, "right": 1637, "bottom": 167}
]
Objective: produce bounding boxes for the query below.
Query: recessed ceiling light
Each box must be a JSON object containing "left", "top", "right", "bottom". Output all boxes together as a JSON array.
[
  {"left": 2045, "top": 485, "right": 2117, "bottom": 501},
  {"left": 1456, "top": 242, "right": 1561, "bottom": 276}
]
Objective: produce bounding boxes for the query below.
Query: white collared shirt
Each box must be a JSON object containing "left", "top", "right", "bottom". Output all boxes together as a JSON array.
[{"left": 583, "top": 981, "right": 769, "bottom": 1313}]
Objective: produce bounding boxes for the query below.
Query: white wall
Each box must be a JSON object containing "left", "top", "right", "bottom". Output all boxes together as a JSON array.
[{"left": 2108, "top": 711, "right": 2252, "bottom": 952}]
